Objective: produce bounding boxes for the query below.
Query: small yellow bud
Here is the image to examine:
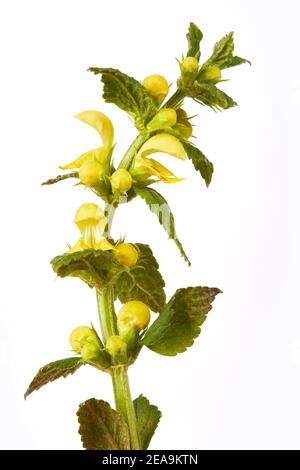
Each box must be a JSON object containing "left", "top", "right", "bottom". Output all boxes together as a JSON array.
[
  {"left": 81, "top": 343, "right": 101, "bottom": 362},
  {"left": 174, "top": 108, "right": 193, "bottom": 139},
  {"left": 115, "top": 243, "right": 139, "bottom": 267},
  {"left": 110, "top": 169, "right": 133, "bottom": 193},
  {"left": 74, "top": 203, "right": 107, "bottom": 247},
  {"left": 142, "top": 74, "right": 169, "bottom": 104},
  {"left": 198, "top": 65, "right": 221, "bottom": 83},
  {"left": 106, "top": 335, "right": 127, "bottom": 363},
  {"left": 79, "top": 160, "right": 104, "bottom": 186},
  {"left": 69, "top": 326, "right": 99, "bottom": 353},
  {"left": 118, "top": 301, "right": 151, "bottom": 333},
  {"left": 147, "top": 108, "right": 177, "bottom": 132},
  {"left": 180, "top": 57, "right": 199, "bottom": 87},
  {"left": 181, "top": 57, "right": 199, "bottom": 74}
]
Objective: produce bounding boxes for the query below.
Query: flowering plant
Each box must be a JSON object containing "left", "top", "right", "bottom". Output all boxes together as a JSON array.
[{"left": 25, "top": 22, "right": 248, "bottom": 450}]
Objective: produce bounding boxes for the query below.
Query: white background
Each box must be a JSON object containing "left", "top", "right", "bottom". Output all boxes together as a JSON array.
[{"left": 0, "top": 0, "right": 299, "bottom": 450}]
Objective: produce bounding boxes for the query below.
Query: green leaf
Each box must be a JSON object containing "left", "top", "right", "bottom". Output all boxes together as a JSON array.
[
  {"left": 88, "top": 67, "right": 157, "bottom": 130},
  {"left": 134, "top": 186, "right": 191, "bottom": 266},
  {"left": 134, "top": 394, "right": 162, "bottom": 449},
  {"left": 114, "top": 244, "right": 166, "bottom": 313},
  {"left": 51, "top": 249, "right": 124, "bottom": 289},
  {"left": 186, "top": 22, "right": 203, "bottom": 59},
  {"left": 183, "top": 141, "right": 214, "bottom": 187},
  {"left": 41, "top": 172, "right": 79, "bottom": 186},
  {"left": 189, "top": 82, "right": 237, "bottom": 111},
  {"left": 24, "top": 357, "right": 83, "bottom": 399},
  {"left": 202, "top": 31, "right": 250, "bottom": 70},
  {"left": 77, "top": 399, "right": 130, "bottom": 450},
  {"left": 142, "top": 286, "right": 221, "bottom": 356}
]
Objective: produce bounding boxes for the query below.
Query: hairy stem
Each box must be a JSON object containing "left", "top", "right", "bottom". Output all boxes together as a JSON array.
[
  {"left": 95, "top": 135, "right": 150, "bottom": 448},
  {"left": 112, "top": 366, "right": 141, "bottom": 449},
  {"left": 163, "top": 87, "right": 185, "bottom": 109},
  {"left": 118, "top": 132, "right": 149, "bottom": 170}
]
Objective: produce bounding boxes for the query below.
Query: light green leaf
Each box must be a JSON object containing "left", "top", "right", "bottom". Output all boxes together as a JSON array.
[
  {"left": 189, "top": 82, "right": 237, "bottom": 111},
  {"left": 51, "top": 249, "right": 124, "bottom": 289},
  {"left": 77, "top": 399, "right": 131, "bottom": 450},
  {"left": 24, "top": 357, "right": 83, "bottom": 399},
  {"left": 88, "top": 67, "right": 157, "bottom": 130},
  {"left": 183, "top": 141, "right": 214, "bottom": 187},
  {"left": 142, "top": 286, "right": 221, "bottom": 356},
  {"left": 134, "top": 186, "right": 191, "bottom": 266},
  {"left": 114, "top": 244, "right": 166, "bottom": 313},
  {"left": 134, "top": 394, "right": 162, "bottom": 449},
  {"left": 186, "top": 22, "right": 203, "bottom": 59},
  {"left": 202, "top": 32, "right": 250, "bottom": 70}
]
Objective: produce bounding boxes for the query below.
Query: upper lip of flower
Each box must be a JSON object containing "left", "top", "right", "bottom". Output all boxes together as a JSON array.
[
  {"left": 59, "top": 110, "right": 114, "bottom": 170},
  {"left": 132, "top": 133, "right": 186, "bottom": 183}
]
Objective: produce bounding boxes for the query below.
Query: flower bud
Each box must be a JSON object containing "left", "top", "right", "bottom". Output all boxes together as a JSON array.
[
  {"left": 198, "top": 65, "right": 221, "bottom": 83},
  {"left": 79, "top": 160, "right": 104, "bottom": 186},
  {"left": 174, "top": 108, "right": 193, "bottom": 139},
  {"left": 180, "top": 57, "right": 199, "bottom": 87},
  {"left": 117, "top": 301, "right": 151, "bottom": 333},
  {"left": 142, "top": 74, "right": 169, "bottom": 105},
  {"left": 115, "top": 243, "right": 139, "bottom": 267},
  {"left": 81, "top": 342, "right": 101, "bottom": 362},
  {"left": 106, "top": 335, "right": 127, "bottom": 364},
  {"left": 147, "top": 108, "right": 177, "bottom": 132},
  {"left": 69, "top": 326, "right": 100, "bottom": 353},
  {"left": 110, "top": 169, "right": 133, "bottom": 193}
]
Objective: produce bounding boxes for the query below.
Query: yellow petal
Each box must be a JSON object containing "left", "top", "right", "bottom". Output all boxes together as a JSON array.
[
  {"left": 136, "top": 157, "right": 184, "bottom": 184},
  {"left": 96, "top": 239, "right": 116, "bottom": 251},
  {"left": 59, "top": 147, "right": 108, "bottom": 170},
  {"left": 137, "top": 133, "right": 186, "bottom": 161},
  {"left": 74, "top": 110, "right": 114, "bottom": 149},
  {"left": 68, "top": 237, "right": 89, "bottom": 253}
]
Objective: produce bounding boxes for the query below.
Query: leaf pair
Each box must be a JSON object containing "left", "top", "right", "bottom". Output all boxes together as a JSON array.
[
  {"left": 77, "top": 395, "right": 161, "bottom": 450},
  {"left": 51, "top": 244, "right": 166, "bottom": 313}
]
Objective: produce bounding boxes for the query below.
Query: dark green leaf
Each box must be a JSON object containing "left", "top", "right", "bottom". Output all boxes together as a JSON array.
[
  {"left": 77, "top": 399, "right": 130, "bottom": 450},
  {"left": 189, "top": 82, "right": 237, "bottom": 111},
  {"left": 183, "top": 141, "right": 214, "bottom": 187},
  {"left": 41, "top": 172, "right": 79, "bottom": 186},
  {"left": 202, "top": 32, "right": 250, "bottom": 70},
  {"left": 186, "top": 22, "right": 203, "bottom": 59},
  {"left": 114, "top": 244, "right": 166, "bottom": 313},
  {"left": 142, "top": 286, "right": 221, "bottom": 356},
  {"left": 134, "top": 186, "right": 191, "bottom": 266},
  {"left": 24, "top": 357, "right": 83, "bottom": 399},
  {"left": 88, "top": 67, "right": 157, "bottom": 130},
  {"left": 51, "top": 249, "right": 124, "bottom": 289},
  {"left": 134, "top": 395, "right": 162, "bottom": 449}
]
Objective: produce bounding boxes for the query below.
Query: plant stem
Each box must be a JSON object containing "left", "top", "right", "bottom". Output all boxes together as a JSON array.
[
  {"left": 112, "top": 366, "right": 141, "bottom": 449},
  {"left": 163, "top": 87, "right": 185, "bottom": 109},
  {"left": 96, "top": 288, "right": 117, "bottom": 342},
  {"left": 95, "top": 134, "right": 150, "bottom": 448},
  {"left": 118, "top": 132, "right": 149, "bottom": 170}
]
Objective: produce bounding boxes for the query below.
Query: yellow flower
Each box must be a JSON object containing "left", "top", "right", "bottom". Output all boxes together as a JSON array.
[
  {"left": 137, "top": 133, "right": 186, "bottom": 160},
  {"left": 73, "top": 203, "right": 107, "bottom": 248},
  {"left": 59, "top": 111, "right": 114, "bottom": 174},
  {"left": 117, "top": 301, "right": 151, "bottom": 333},
  {"left": 69, "top": 325, "right": 99, "bottom": 353},
  {"left": 132, "top": 133, "right": 186, "bottom": 183}
]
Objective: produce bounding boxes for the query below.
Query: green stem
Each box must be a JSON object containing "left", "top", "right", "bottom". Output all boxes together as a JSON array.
[
  {"left": 96, "top": 288, "right": 117, "bottom": 342},
  {"left": 118, "top": 132, "right": 149, "bottom": 170},
  {"left": 112, "top": 366, "right": 141, "bottom": 449},
  {"left": 163, "top": 87, "right": 185, "bottom": 109}
]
